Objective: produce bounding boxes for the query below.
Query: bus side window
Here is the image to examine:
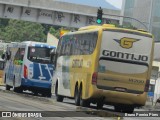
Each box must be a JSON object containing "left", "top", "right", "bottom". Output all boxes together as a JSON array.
[
  {"left": 20, "top": 48, "right": 25, "bottom": 61},
  {"left": 76, "top": 34, "right": 81, "bottom": 55},
  {"left": 84, "top": 34, "right": 91, "bottom": 54},
  {"left": 69, "top": 36, "right": 73, "bottom": 55},
  {"left": 14, "top": 48, "right": 24, "bottom": 65},
  {"left": 72, "top": 36, "right": 77, "bottom": 55},
  {"left": 73, "top": 38, "right": 78, "bottom": 55},
  {"left": 65, "top": 43, "right": 70, "bottom": 55}
]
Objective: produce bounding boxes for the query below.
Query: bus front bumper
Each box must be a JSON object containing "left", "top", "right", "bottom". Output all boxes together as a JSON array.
[{"left": 21, "top": 78, "right": 51, "bottom": 89}]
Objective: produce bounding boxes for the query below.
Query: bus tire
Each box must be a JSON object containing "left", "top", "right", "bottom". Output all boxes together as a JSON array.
[
  {"left": 34, "top": 92, "right": 38, "bottom": 96},
  {"left": 55, "top": 81, "right": 64, "bottom": 102},
  {"left": 75, "top": 85, "right": 80, "bottom": 106},
  {"left": 4, "top": 74, "right": 6, "bottom": 84},
  {"left": 46, "top": 89, "right": 52, "bottom": 98},
  {"left": 114, "top": 105, "right": 121, "bottom": 112},
  {"left": 121, "top": 105, "right": 134, "bottom": 113},
  {"left": 14, "top": 87, "right": 23, "bottom": 93},
  {"left": 47, "top": 92, "right": 52, "bottom": 98},
  {"left": 79, "top": 87, "right": 88, "bottom": 107},
  {"left": 97, "top": 101, "right": 103, "bottom": 109},
  {"left": 6, "top": 85, "right": 11, "bottom": 90},
  {"left": 12, "top": 77, "right": 23, "bottom": 93}
]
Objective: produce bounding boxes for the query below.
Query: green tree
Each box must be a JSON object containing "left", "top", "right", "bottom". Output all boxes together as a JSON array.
[
  {"left": 49, "top": 27, "right": 60, "bottom": 38},
  {"left": 3, "top": 19, "right": 46, "bottom": 42},
  {"left": 0, "top": 18, "right": 9, "bottom": 39}
]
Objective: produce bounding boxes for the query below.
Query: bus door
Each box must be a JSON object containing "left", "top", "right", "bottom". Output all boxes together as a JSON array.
[
  {"left": 13, "top": 48, "right": 25, "bottom": 86},
  {"left": 97, "top": 30, "right": 153, "bottom": 94}
]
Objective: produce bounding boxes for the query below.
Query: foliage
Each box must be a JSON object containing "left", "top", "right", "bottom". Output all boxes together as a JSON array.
[
  {"left": 0, "top": 18, "right": 9, "bottom": 27},
  {"left": 49, "top": 27, "right": 60, "bottom": 38},
  {"left": 0, "top": 18, "right": 9, "bottom": 39},
  {"left": 109, "top": 21, "right": 137, "bottom": 30},
  {"left": 2, "top": 20, "right": 46, "bottom": 42},
  {"left": 120, "top": 23, "right": 137, "bottom": 30}
]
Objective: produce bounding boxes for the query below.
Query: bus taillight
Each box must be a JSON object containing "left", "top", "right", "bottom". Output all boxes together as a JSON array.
[
  {"left": 92, "top": 72, "right": 97, "bottom": 85},
  {"left": 144, "top": 79, "right": 150, "bottom": 92},
  {"left": 24, "top": 65, "right": 28, "bottom": 79}
]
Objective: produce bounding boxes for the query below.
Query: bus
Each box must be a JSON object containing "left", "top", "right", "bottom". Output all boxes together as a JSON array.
[
  {"left": 2, "top": 41, "right": 56, "bottom": 97},
  {"left": 0, "top": 59, "right": 5, "bottom": 85},
  {"left": 51, "top": 24, "right": 154, "bottom": 113}
]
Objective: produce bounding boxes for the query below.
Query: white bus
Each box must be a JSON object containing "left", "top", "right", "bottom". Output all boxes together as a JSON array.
[{"left": 2, "top": 41, "right": 56, "bottom": 97}]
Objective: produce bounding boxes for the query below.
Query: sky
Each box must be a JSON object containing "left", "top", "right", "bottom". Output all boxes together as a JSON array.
[{"left": 105, "top": 0, "right": 122, "bottom": 9}]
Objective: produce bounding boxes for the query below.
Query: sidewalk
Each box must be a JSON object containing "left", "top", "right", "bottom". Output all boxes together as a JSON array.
[{"left": 143, "top": 101, "right": 160, "bottom": 110}]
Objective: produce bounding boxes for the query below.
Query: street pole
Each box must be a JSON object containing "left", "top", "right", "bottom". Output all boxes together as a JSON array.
[
  {"left": 148, "top": 0, "right": 154, "bottom": 32},
  {"left": 102, "top": 13, "right": 148, "bottom": 31}
]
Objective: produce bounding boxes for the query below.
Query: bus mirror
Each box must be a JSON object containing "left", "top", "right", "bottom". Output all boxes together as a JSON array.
[
  {"left": 50, "top": 48, "right": 56, "bottom": 55},
  {"left": 50, "top": 48, "right": 57, "bottom": 65}
]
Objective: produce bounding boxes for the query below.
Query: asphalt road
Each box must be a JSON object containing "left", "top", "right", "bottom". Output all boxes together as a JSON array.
[
  {"left": 0, "top": 86, "right": 160, "bottom": 120},
  {"left": 0, "top": 87, "right": 111, "bottom": 120}
]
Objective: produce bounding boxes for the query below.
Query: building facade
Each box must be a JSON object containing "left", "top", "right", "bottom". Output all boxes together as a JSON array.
[{"left": 122, "top": 0, "right": 160, "bottom": 42}]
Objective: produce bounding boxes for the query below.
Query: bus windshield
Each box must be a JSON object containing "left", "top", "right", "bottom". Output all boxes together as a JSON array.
[{"left": 27, "top": 47, "right": 52, "bottom": 64}]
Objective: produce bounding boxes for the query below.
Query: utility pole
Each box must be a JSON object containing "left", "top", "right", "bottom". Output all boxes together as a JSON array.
[
  {"left": 103, "top": 13, "right": 148, "bottom": 30},
  {"left": 148, "top": 0, "right": 154, "bottom": 32}
]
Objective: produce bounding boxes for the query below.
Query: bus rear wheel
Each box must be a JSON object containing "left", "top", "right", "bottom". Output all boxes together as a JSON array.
[
  {"left": 97, "top": 101, "right": 103, "bottom": 109},
  {"left": 121, "top": 105, "right": 134, "bottom": 113},
  {"left": 114, "top": 105, "right": 134, "bottom": 113},
  {"left": 46, "top": 91, "right": 52, "bottom": 98},
  {"left": 114, "top": 105, "right": 121, "bottom": 112},
  {"left": 13, "top": 77, "right": 23, "bottom": 93},
  {"left": 6, "top": 85, "right": 11, "bottom": 91},
  {"left": 75, "top": 85, "right": 80, "bottom": 106},
  {"left": 13, "top": 87, "right": 23, "bottom": 93},
  {"left": 79, "top": 87, "right": 90, "bottom": 107},
  {"left": 55, "top": 82, "right": 64, "bottom": 102},
  {"left": 42, "top": 89, "right": 52, "bottom": 98}
]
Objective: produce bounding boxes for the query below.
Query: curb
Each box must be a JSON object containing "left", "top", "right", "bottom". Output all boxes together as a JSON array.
[
  {"left": 0, "top": 88, "right": 54, "bottom": 104},
  {"left": 76, "top": 106, "right": 123, "bottom": 119}
]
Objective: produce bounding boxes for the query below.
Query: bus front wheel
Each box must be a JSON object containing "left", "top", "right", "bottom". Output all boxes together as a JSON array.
[
  {"left": 97, "top": 101, "right": 103, "bottom": 109},
  {"left": 55, "top": 82, "right": 64, "bottom": 102},
  {"left": 13, "top": 77, "right": 23, "bottom": 93},
  {"left": 79, "top": 87, "right": 90, "bottom": 107}
]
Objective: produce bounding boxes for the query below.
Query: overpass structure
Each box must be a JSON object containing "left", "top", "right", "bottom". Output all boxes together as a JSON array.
[{"left": 0, "top": 0, "right": 120, "bottom": 28}]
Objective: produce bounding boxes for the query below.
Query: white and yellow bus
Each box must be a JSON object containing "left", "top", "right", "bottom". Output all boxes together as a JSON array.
[{"left": 52, "top": 24, "right": 154, "bottom": 113}]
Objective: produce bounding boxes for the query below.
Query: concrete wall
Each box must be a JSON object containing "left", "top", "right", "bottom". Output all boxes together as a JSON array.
[
  {"left": 0, "top": 0, "right": 120, "bottom": 28},
  {"left": 0, "top": 0, "right": 120, "bottom": 18}
]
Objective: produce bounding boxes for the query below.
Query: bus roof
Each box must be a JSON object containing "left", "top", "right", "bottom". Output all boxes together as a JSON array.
[
  {"left": 8, "top": 41, "right": 56, "bottom": 49},
  {"left": 77, "top": 24, "right": 153, "bottom": 37}
]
